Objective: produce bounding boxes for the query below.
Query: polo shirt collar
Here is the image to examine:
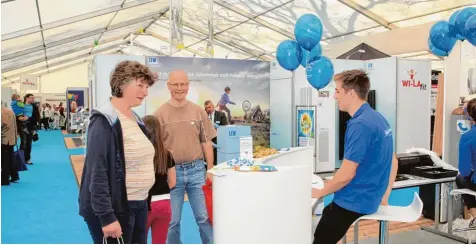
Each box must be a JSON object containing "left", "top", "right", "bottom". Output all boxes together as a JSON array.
[{"left": 352, "top": 103, "right": 370, "bottom": 119}]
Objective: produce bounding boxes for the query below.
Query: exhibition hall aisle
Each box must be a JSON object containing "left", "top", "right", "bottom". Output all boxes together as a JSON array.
[
  {"left": 1, "top": 130, "right": 91, "bottom": 243},
  {"left": 1, "top": 130, "right": 202, "bottom": 244}
]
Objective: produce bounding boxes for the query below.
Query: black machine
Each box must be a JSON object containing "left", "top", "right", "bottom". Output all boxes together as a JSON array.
[
  {"left": 396, "top": 152, "right": 458, "bottom": 179},
  {"left": 396, "top": 152, "right": 458, "bottom": 220}
]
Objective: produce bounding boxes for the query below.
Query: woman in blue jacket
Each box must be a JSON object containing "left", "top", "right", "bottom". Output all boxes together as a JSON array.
[
  {"left": 456, "top": 98, "right": 476, "bottom": 226},
  {"left": 79, "top": 61, "right": 156, "bottom": 244}
]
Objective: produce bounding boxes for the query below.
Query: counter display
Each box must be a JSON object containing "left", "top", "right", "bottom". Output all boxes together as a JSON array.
[{"left": 208, "top": 147, "right": 316, "bottom": 244}]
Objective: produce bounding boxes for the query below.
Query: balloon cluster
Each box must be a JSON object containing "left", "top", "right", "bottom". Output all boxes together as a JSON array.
[
  {"left": 276, "top": 14, "right": 334, "bottom": 90},
  {"left": 428, "top": 7, "right": 476, "bottom": 57},
  {"left": 67, "top": 93, "right": 78, "bottom": 101}
]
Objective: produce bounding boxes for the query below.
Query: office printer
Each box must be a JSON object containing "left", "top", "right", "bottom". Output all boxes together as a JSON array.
[{"left": 396, "top": 152, "right": 457, "bottom": 179}]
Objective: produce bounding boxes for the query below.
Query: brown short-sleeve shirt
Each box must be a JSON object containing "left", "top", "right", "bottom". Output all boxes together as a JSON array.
[{"left": 155, "top": 101, "right": 217, "bottom": 164}]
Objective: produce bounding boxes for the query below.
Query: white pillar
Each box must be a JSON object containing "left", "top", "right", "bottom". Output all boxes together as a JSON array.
[{"left": 442, "top": 42, "right": 461, "bottom": 163}]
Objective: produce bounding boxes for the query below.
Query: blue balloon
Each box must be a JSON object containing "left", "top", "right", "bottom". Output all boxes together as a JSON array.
[
  {"left": 294, "top": 14, "right": 323, "bottom": 51},
  {"left": 276, "top": 40, "right": 303, "bottom": 71},
  {"left": 465, "top": 14, "right": 476, "bottom": 46},
  {"left": 428, "top": 38, "right": 448, "bottom": 57},
  {"left": 449, "top": 10, "right": 465, "bottom": 40},
  {"left": 300, "top": 44, "right": 322, "bottom": 67},
  {"left": 306, "top": 56, "right": 334, "bottom": 90},
  {"left": 429, "top": 21, "right": 457, "bottom": 53},
  {"left": 455, "top": 7, "right": 476, "bottom": 39}
]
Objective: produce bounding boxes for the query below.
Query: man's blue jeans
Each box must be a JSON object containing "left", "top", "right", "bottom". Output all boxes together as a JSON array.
[{"left": 167, "top": 160, "right": 213, "bottom": 244}]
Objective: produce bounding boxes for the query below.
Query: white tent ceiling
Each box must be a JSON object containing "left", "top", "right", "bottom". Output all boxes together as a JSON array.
[{"left": 2, "top": 0, "right": 475, "bottom": 83}]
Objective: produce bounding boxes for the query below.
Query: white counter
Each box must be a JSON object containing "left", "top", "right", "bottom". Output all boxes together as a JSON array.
[{"left": 211, "top": 147, "right": 314, "bottom": 244}]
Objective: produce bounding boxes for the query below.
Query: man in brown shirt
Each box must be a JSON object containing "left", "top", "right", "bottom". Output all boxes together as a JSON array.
[
  {"left": 155, "top": 70, "right": 215, "bottom": 244},
  {"left": 2, "top": 106, "right": 20, "bottom": 185}
]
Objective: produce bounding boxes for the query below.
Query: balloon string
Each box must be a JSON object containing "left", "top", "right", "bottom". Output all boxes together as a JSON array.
[{"left": 305, "top": 66, "right": 311, "bottom": 147}]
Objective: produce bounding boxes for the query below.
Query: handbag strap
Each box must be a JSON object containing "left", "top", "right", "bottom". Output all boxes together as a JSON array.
[{"left": 102, "top": 236, "right": 124, "bottom": 244}]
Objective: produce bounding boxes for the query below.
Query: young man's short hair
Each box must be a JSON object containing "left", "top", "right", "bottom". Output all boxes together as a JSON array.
[{"left": 334, "top": 69, "right": 370, "bottom": 100}]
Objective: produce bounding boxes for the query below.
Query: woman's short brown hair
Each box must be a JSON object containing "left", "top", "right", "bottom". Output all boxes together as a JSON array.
[
  {"left": 467, "top": 98, "right": 476, "bottom": 122},
  {"left": 110, "top": 61, "right": 156, "bottom": 98}
]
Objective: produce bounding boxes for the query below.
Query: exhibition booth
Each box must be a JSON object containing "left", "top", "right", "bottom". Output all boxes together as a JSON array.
[{"left": 86, "top": 52, "right": 440, "bottom": 242}]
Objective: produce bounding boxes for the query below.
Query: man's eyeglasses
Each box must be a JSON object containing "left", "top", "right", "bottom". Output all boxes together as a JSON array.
[{"left": 168, "top": 82, "right": 189, "bottom": 88}]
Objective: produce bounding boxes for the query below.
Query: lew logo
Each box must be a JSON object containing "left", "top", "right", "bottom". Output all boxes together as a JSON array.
[{"left": 402, "top": 69, "right": 426, "bottom": 90}]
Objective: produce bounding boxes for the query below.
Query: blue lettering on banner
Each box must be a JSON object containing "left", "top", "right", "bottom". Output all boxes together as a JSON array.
[
  {"left": 229, "top": 131, "right": 236, "bottom": 136},
  {"left": 148, "top": 57, "right": 158, "bottom": 64}
]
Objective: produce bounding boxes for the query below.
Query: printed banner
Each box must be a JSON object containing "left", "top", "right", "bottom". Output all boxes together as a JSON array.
[
  {"left": 66, "top": 90, "right": 85, "bottom": 113},
  {"left": 296, "top": 106, "right": 316, "bottom": 147},
  {"left": 146, "top": 56, "right": 270, "bottom": 147},
  {"left": 20, "top": 75, "right": 38, "bottom": 92},
  {"left": 66, "top": 90, "right": 85, "bottom": 132}
]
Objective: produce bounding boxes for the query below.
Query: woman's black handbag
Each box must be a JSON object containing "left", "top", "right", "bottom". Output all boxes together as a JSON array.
[{"left": 32, "top": 132, "right": 39, "bottom": 142}]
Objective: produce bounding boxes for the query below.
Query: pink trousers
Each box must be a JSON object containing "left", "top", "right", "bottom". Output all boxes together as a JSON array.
[{"left": 146, "top": 199, "right": 172, "bottom": 244}]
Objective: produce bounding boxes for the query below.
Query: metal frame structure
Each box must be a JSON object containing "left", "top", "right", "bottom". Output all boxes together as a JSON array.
[{"left": 2, "top": 0, "right": 475, "bottom": 85}]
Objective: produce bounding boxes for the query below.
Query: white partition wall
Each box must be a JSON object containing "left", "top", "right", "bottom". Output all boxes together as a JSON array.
[
  {"left": 270, "top": 61, "right": 293, "bottom": 149},
  {"left": 90, "top": 54, "right": 146, "bottom": 117},
  {"left": 365, "top": 57, "right": 398, "bottom": 150},
  {"left": 396, "top": 59, "right": 431, "bottom": 152}
]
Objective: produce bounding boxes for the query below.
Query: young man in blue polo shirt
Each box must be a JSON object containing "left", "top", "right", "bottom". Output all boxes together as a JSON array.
[{"left": 312, "top": 70, "right": 398, "bottom": 244}]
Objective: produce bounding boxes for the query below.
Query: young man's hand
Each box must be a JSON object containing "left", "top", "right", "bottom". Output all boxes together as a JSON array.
[
  {"left": 312, "top": 188, "right": 322, "bottom": 199},
  {"left": 380, "top": 195, "right": 389, "bottom": 206}
]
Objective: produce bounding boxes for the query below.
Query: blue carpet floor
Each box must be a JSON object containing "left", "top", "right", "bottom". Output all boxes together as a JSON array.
[{"left": 1, "top": 130, "right": 202, "bottom": 244}]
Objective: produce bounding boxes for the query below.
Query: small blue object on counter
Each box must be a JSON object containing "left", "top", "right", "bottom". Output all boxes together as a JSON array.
[
  {"left": 234, "top": 165, "right": 278, "bottom": 172},
  {"left": 225, "top": 157, "right": 255, "bottom": 167}
]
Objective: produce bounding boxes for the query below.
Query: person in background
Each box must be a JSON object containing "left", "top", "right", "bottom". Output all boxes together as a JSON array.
[
  {"left": 33, "top": 101, "right": 41, "bottom": 131},
  {"left": 52, "top": 104, "right": 60, "bottom": 130},
  {"left": 455, "top": 98, "right": 476, "bottom": 227},
  {"left": 22, "top": 94, "right": 37, "bottom": 165},
  {"left": 142, "top": 115, "right": 176, "bottom": 244},
  {"left": 2, "top": 105, "right": 20, "bottom": 185},
  {"left": 41, "top": 103, "right": 50, "bottom": 130},
  {"left": 58, "top": 102, "right": 66, "bottom": 129},
  {"left": 47, "top": 104, "right": 55, "bottom": 129},
  {"left": 79, "top": 61, "right": 156, "bottom": 244},
  {"left": 155, "top": 70, "right": 215, "bottom": 244},
  {"left": 311, "top": 70, "right": 398, "bottom": 244},
  {"left": 11, "top": 94, "right": 29, "bottom": 135},
  {"left": 204, "top": 100, "right": 228, "bottom": 165},
  {"left": 217, "top": 86, "right": 235, "bottom": 123}
]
